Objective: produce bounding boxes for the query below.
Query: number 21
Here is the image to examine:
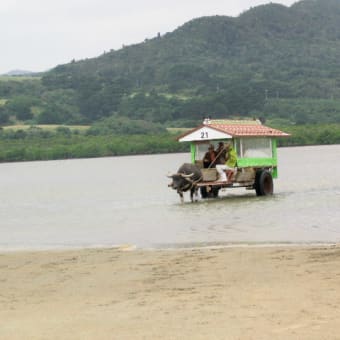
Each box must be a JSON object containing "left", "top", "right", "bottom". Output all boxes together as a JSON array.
[{"left": 201, "top": 131, "right": 208, "bottom": 139}]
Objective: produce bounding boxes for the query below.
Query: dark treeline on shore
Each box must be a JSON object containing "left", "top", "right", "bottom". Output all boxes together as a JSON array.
[
  {"left": 0, "top": 127, "right": 187, "bottom": 163},
  {"left": 1, "top": 123, "right": 340, "bottom": 163}
]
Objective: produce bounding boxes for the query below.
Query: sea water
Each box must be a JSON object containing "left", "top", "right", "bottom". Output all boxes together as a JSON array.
[{"left": 1, "top": 145, "right": 340, "bottom": 250}]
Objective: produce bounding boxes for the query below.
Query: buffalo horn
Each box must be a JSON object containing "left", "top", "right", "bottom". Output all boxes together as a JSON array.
[{"left": 180, "top": 173, "right": 194, "bottom": 178}]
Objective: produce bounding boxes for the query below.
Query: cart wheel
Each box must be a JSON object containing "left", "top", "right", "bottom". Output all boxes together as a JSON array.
[{"left": 255, "top": 170, "right": 273, "bottom": 196}]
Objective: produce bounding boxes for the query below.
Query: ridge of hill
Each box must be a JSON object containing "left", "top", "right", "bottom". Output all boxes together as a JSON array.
[{"left": 2, "top": 70, "right": 34, "bottom": 76}]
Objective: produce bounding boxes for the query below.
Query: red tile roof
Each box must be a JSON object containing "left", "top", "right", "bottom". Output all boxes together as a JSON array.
[
  {"left": 177, "top": 119, "right": 290, "bottom": 141},
  {"left": 208, "top": 120, "right": 290, "bottom": 137}
]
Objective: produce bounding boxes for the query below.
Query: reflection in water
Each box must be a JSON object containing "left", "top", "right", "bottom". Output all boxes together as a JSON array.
[{"left": 1, "top": 145, "right": 340, "bottom": 250}]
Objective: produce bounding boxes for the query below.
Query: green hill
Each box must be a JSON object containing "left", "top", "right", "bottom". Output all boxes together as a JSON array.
[{"left": 2, "top": 0, "right": 340, "bottom": 126}]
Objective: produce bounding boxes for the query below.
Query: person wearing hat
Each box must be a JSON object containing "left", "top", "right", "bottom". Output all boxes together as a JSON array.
[{"left": 203, "top": 144, "right": 217, "bottom": 168}]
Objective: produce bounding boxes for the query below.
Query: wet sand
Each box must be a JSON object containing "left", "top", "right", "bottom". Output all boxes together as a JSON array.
[{"left": 1, "top": 245, "right": 340, "bottom": 339}]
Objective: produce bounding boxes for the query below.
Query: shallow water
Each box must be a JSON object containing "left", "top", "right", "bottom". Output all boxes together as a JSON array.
[{"left": 1, "top": 145, "right": 340, "bottom": 250}]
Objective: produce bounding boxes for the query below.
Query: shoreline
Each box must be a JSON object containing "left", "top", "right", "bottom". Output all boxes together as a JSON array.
[
  {"left": 1, "top": 244, "right": 340, "bottom": 339},
  {"left": 0, "top": 241, "right": 338, "bottom": 253}
]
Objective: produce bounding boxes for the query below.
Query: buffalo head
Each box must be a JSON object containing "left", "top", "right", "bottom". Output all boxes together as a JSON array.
[{"left": 168, "top": 163, "right": 202, "bottom": 202}]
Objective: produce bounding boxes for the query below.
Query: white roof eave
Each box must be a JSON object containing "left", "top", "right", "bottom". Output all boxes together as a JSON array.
[{"left": 178, "top": 126, "right": 233, "bottom": 142}]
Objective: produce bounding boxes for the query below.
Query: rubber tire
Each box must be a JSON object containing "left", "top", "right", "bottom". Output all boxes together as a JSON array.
[{"left": 255, "top": 170, "right": 273, "bottom": 196}]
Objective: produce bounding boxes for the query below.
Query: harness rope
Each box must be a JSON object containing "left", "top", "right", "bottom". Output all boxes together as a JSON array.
[
  {"left": 207, "top": 147, "right": 227, "bottom": 169},
  {"left": 179, "top": 174, "right": 203, "bottom": 192}
]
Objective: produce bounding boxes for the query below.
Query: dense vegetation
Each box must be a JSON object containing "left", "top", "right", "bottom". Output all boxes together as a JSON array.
[
  {"left": 1, "top": 0, "right": 340, "bottom": 162},
  {"left": 1, "top": 123, "right": 340, "bottom": 163},
  {"left": 0, "top": 126, "right": 187, "bottom": 162}
]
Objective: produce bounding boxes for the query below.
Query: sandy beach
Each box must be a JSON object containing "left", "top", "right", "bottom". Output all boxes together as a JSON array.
[{"left": 1, "top": 245, "right": 340, "bottom": 339}]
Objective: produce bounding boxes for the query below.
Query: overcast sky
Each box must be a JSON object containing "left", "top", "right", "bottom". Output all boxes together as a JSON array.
[{"left": 0, "top": 0, "right": 297, "bottom": 74}]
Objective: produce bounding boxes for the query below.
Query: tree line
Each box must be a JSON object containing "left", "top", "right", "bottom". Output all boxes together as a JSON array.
[{"left": 1, "top": 123, "right": 340, "bottom": 163}]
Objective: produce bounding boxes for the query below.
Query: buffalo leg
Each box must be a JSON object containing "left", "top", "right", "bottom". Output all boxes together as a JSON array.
[
  {"left": 178, "top": 190, "right": 184, "bottom": 203},
  {"left": 190, "top": 188, "right": 197, "bottom": 202},
  {"left": 195, "top": 187, "right": 199, "bottom": 201}
]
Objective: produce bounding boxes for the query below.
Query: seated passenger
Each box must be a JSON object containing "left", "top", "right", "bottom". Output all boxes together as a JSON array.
[
  {"left": 203, "top": 144, "right": 216, "bottom": 168},
  {"left": 216, "top": 143, "right": 238, "bottom": 182},
  {"left": 215, "top": 142, "right": 227, "bottom": 165},
  {"left": 226, "top": 143, "right": 238, "bottom": 182}
]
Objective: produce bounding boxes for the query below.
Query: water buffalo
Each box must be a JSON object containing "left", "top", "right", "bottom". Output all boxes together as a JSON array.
[{"left": 168, "top": 163, "right": 203, "bottom": 203}]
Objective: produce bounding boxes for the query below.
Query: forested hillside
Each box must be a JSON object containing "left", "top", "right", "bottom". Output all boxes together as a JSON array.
[{"left": 2, "top": 0, "right": 340, "bottom": 128}]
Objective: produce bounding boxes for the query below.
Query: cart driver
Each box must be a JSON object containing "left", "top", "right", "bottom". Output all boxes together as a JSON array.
[{"left": 203, "top": 144, "right": 216, "bottom": 168}]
